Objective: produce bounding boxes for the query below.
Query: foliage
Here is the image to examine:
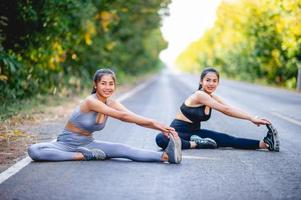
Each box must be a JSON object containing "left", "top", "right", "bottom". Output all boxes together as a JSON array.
[
  {"left": 0, "top": 0, "right": 170, "bottom": 105},
  {"left": 176, "top": 0, "right": 301, "bottom": 88}
]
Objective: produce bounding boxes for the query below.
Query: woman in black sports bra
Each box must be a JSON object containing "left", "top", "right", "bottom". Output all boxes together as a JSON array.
[{"left": 155, "top": 67, "right": 279, "bottom": 151}]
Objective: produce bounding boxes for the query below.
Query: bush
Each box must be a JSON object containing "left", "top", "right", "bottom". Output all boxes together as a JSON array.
[{"left": 0, "top": 0, "right": 170, "bottom": 106}]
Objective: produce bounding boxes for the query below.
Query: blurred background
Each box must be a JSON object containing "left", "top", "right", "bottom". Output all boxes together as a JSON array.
[{"left": 1, "top": 0, "right": 300, "bottom": 119}]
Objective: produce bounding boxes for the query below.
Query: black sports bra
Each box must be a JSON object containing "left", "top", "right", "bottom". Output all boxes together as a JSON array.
[{"left": 180, "top": 103, "right": 211, "bottom": 123}]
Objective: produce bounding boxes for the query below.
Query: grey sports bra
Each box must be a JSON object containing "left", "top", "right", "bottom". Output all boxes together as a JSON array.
[{"left": 68, "top": 94, "right": 108, "bottom": 133}]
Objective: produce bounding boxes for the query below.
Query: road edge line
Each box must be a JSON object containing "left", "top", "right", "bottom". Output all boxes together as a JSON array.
[
  {"left": 271, "top": 111, "right": 301, "bottom": 127},
  {"left": 0, "top": 157, "right": 32, "bottom": 184}
]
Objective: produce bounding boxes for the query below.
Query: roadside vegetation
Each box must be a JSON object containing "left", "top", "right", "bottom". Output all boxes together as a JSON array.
[
  {"left": 0, "top": 0, "right": 170, "bottom": 120},
  {"left": 176, "top": 0, "right": 301, "bottom": 90}
]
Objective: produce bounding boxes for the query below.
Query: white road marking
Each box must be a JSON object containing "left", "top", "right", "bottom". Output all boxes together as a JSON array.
[
  {"left": 0, "top": 157, "right": 32, "bottom": 183},
  {"left": 0, "top": 139, "right": 56, "bottom": 184},
  {"left": 183, "top": 155, "right": 218, "bottom": 160},
  {"left": 0, "top": 78, "right": 154, "bottom": 185},
  {"left": 271, "top": 112, "right": 301, "bottom": 127}
]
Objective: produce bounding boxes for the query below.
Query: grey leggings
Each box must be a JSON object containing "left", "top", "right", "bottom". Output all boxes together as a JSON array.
[{"left": 28, "top": 130, "right": 163, "bottom": 162}]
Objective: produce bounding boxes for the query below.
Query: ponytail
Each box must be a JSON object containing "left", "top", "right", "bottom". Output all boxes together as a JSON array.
[
  {"left": 91, "top": 87, "right": 97, "bottom": 94},
  {"left": 198, "top": 84, "right": 202, "bottom": 90}
]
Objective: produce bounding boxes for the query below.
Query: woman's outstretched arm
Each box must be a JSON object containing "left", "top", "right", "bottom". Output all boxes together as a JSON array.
[
  {"left": 84, "top": 97, "right": 176, "bottom": 137},
  {"left": 196, "top": 91, "right": 270, "bottom": 126}
]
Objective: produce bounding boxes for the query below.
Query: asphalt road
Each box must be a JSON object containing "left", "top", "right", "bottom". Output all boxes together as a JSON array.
[{"left": 0, "top": 69, "right": 301, "bottom": 200}]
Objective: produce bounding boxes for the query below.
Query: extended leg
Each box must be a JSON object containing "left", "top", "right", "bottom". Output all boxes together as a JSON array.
[
  {"left": 196, "top": 129, "right": 260, "bottom": 149},
  {"left": 84, "top": 140, "right": 163, "bottom": 162}
]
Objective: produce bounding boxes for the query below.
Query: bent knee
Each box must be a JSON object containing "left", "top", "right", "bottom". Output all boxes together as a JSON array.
[
  {"left": 28, "top": 144, "right": 41, "bottom": 161},
  {"left": 155, "top": 133, "right": 168, "bottom": 150}
]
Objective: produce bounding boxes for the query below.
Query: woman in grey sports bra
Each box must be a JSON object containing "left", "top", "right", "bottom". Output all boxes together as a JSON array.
[
  {"left": 27, "top": 69, "right": 182, "bottom": 164},
  {"left": 156, "top": 67, "right": 279, "bottom": 152}
]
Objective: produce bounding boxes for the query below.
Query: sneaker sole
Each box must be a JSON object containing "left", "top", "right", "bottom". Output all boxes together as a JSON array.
[
  {"left": 169, "top": 135, "right": 182, "bottom": 164},
  {"left": 175, "top": 136, "right": 182, "bottom": 163},
  {"left": 270, "top": 125, "right": 280, "bottom": 152}
]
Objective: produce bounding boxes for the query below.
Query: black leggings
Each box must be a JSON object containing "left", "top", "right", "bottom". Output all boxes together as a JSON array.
[{"left": 156, "top": 119, "right": 260, "bottom": 150}]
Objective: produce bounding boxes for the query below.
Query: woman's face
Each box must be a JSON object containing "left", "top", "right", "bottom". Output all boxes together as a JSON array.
[
  {"left": 95, "top": 74, "right": 116, "bottom": 98},
  {"left": 201, "top": 72, "right": 219, "bottom": 94}
]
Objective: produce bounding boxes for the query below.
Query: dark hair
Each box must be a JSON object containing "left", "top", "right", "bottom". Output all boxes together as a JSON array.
[
  {"left": 91, "top": 68, "right": 116, "bottom": 94},
  {"left": 198, "top": 67, "right": 220, "bottom": 90}
]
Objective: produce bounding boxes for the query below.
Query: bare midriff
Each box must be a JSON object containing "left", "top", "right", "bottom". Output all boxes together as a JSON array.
[{"left": 65, "top": 121, "right": 92, "bottom": 137}]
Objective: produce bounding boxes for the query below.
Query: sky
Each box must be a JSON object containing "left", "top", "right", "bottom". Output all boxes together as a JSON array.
[{"left": 160, "top": 0, "right": 222, "bottom": 68}]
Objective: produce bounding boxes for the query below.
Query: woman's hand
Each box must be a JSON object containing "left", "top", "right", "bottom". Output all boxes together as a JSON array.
[
  {"left": 153, "top": 121, "right": 175, "bottom": 133},
  {"left": 152, "top": 121, "right": 178, "bottom": 138},
  {"left": 251, "top": 116, "right": 271, "bottom": 126},
  {"left": 168, "top": 130, "right": 180, "bottom": 139},
  {"left": 162, "top": 129, "right": 179, "bottom": 139}
]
